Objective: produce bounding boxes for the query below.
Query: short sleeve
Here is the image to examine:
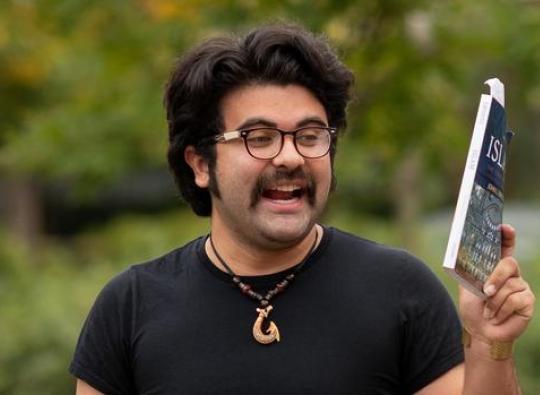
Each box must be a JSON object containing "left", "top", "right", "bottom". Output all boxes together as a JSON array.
[
  {"left": 398, "top": 253, "right": 464, "bottom": 393},
  {"left": 69, "top": 268, "right": 136, "bottom": 395}
]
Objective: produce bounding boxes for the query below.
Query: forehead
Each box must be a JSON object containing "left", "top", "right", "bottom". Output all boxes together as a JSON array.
[{"left": 219, "top": 84, "right": 328, "bottom": 130}]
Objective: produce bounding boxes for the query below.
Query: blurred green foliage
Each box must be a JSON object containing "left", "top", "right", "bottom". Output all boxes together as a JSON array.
[
  {"left": 1, "top": 0, "right": 540, "bottom": 202},
  {"left": 1, "top": 0, "right": 539, "bottom": 394}
]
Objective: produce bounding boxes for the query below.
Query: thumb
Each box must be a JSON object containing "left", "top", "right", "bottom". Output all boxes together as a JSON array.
[{"left": 500, "top": 224, "right": 516, "bottom": 258}]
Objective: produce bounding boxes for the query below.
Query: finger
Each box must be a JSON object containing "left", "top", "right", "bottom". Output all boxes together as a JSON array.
[
  {"left": 483, "top": 277, "right": 527, "bottom": 319},
  {"left": 501, "top": 224, "right": 516, "bottom": 258},
  {"left": 483, "top": 312, "right": 534, "bottom": 342},
  {"left": 483, "top": 256, "right": 520, "bottom": 296},
  {"left": 490, "top": 287, "right": 535, "bottom": 325}
]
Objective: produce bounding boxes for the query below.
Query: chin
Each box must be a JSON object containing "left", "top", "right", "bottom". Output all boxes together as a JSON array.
[{"left": 256, "top": 219, "right": 315, "bottom": 246}]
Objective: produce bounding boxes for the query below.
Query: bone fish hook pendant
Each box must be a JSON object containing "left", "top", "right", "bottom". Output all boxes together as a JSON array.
[{"left": 252, "top": 305, "right": 281, "bottom": 344}]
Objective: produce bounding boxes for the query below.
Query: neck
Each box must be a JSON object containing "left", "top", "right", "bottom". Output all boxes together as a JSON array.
[{"left": 205, "top": 224, "right": 322, "bottom": 276}]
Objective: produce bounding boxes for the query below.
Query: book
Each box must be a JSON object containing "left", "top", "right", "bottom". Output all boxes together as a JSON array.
[{"left": 443, "top": 78, "right": 514, "bottom": 298}]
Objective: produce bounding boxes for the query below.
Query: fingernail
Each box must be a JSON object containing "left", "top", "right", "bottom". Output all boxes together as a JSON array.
[
  {"left": 483, "top": 307, "right": 494, "bottom": 319},
  {"left": 484, "top": 284, "right": 496, "bottom": 296},
  {"left": 502, "top": 224, "right": 514, "bottom": 232}
]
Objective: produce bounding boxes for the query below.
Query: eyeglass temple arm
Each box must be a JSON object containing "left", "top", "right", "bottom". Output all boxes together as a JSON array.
[{"left": 215, "top": 131, "right": 242, "bottom": 142}]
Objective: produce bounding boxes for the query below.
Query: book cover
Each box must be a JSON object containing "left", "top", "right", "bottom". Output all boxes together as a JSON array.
[{"left": 443, "top": 78, "right": 514, "bottom": 298}]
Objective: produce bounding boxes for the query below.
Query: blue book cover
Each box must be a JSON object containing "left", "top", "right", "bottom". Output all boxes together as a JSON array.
[{"left": 443, "top": 78, "right": 514, "bottom": 298}]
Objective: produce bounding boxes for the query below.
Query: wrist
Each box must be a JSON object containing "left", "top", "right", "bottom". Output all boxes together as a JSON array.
[{"left": 462, "top": 327, "right": 514, "bottom": 361}]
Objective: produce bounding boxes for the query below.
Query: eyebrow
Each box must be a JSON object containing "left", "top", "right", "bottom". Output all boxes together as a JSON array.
[
  {"left": 235, "top": 116, "right": 328, "bottom": 131},
  {"left": 236, "top": 117, "right": 276, "bottom": 130}
]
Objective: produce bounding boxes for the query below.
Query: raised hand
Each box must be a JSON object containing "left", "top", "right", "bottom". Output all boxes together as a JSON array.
[{"left": 459, "top": 224, "right": 535, "bottom": 343}]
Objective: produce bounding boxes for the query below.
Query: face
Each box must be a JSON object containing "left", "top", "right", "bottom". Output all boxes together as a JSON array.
[{"left": 191, "top": 84, "right": 333, "bottom": 249}]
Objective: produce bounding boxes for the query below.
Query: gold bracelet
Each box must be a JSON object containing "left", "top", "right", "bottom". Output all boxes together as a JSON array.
[{"left": 462, "top": 327, "right": 514, "bottom": 361}]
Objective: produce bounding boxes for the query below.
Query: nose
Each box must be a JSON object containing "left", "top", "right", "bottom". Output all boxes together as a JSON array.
[{"left": 271, "top": 135, "right": 305, "bottom": 169}]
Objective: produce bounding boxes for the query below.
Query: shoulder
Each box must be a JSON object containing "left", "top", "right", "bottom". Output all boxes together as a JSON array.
[
  {"left": 324, "top": 227, "right": 449, "bottom": 297},
  {"left": 96, "top": 236, "right": 205, "bottom": 302},
  {"left": 131, "top": 236, "right": 205, "bottom": 275},
  {"left": 129, "top": 236, "right": 204, "bottom": 283},
  {"left": 325, "top": 226, "right": 427, "bottom": 272}
]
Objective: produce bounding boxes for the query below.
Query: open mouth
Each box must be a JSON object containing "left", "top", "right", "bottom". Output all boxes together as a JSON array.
[
  {"left": 250, "top": 171, "right": 316, "bottom": 209},
  {"left": 261, "top": 185, "right": 305, "bottom": 201}
]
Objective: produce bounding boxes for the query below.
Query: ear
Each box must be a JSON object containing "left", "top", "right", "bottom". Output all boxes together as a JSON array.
[{"left": 184, "top": 145, "right": 210, "bottom": 188}]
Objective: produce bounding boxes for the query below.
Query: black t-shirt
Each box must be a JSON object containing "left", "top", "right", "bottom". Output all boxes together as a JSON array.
[{"left": 70, "top": 227, "right": 464, "bottom": 394}]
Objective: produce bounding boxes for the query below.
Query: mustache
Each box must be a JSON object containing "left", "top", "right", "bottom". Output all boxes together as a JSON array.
[{"left": 250, "top": 168, "right": 316, "bottom": 208}]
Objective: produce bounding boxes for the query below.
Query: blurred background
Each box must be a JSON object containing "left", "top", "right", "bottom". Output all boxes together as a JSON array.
[{"left": 1, "top": 0, "right": 539, "bottom": 393}]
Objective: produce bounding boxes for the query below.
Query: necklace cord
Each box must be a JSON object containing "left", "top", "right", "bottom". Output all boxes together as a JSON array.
[{"left": 208, "top": 229, "right": 319, "bottom": 306}]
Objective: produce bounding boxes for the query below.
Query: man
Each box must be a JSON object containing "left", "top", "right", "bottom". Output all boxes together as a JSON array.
[{"left": 71, "top": 24, "right": 535, "bottom": 394}]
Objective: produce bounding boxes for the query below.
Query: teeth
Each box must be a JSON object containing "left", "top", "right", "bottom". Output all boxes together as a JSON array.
[{"left": 272, "top": 185, "right": 301, "bottom": 192}]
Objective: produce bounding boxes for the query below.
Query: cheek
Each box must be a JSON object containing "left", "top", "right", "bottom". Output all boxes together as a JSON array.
[
  {"left": 215, "top": 152, "right": 264, "bottom": 194},
  {"left": 312, "top": 159, "right": 333, "bottom": 190}
]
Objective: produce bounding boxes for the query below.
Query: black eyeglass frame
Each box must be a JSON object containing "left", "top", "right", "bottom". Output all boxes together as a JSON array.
[{"left": 212, "top": 126, "right": 337, "bottom": 160}]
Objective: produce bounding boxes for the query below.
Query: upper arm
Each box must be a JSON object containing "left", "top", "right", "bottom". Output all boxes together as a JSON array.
[
  {"left": 70, "top": 269, "right": 136, "bottom": 394},
  {"left": 397, "top": 254, "right": 464, "bottom": 392},
  {"left": 415, "top": 363, "right": 464, "bottom": 395},
  {"left": 76, "top": 379, "right": 104, "bottom": 395}
]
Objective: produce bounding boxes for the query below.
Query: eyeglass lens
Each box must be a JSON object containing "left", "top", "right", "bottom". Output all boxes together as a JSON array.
[{"left": 245, "top": 127, "right": 332, "bottom": 159}]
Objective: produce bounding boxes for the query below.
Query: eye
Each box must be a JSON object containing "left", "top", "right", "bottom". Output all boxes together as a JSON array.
[
  {"left": 245, "top": 129, "right": 279, "bottom": 147},
  {"left": 296, "top": 128, "right": 325, "bottom": 145}
]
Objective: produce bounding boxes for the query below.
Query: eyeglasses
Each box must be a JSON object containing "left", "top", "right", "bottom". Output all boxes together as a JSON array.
[{"left": 213, "top": 126, "right": 336, "bottom": 160}]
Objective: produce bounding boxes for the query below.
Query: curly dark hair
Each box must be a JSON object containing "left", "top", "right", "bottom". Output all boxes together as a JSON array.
[{"left": 165, "top": 23, "right": 354, "bottom": 216}]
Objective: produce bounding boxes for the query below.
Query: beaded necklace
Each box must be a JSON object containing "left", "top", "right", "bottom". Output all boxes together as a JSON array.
[{"left": 208, "top": 229, "right": 319, "bottom": 344}]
